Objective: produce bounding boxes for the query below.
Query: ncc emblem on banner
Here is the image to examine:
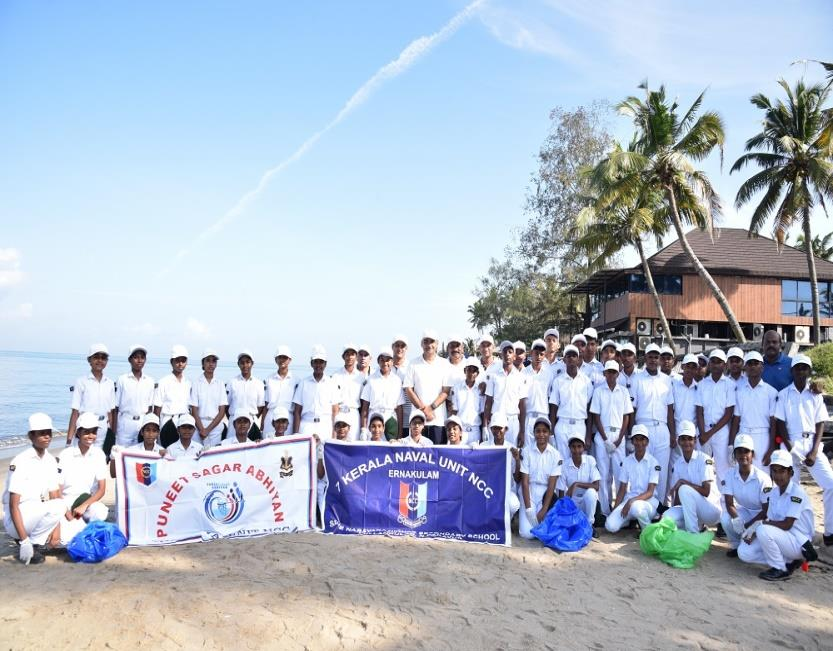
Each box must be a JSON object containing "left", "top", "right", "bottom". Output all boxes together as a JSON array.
[
  {"left": 135, "top": 462, "right": 157, "bottom": 486},
  {"left": 398, "top": 481, "right": 428, "bottom": 528}
]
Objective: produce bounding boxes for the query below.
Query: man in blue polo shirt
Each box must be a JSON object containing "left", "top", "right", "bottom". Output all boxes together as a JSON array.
[{"left": 761, "top": 330, "right": 792, "bottom": 392}]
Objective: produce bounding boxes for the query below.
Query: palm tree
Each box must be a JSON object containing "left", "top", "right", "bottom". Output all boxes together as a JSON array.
[
  {"left": 732, "top": 79, "right": 833, "bottom": 343},
  {"left": 795, "top": 231, "right": 833, "bottom": 261},
  {"left": 599, "top": 83, "right": 746, "bottom": 341},
  {"left": 573, "top": 142, "right": 676, "bottom": 351}
]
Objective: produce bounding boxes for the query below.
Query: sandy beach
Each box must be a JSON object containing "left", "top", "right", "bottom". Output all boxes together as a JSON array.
[{"left": 1, "top": 455, "right": 831, "bottom": 651}]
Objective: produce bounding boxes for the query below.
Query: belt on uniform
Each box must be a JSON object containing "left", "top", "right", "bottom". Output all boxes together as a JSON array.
[
  {"left": 608, "top": 426, "right": 619, "bottom": 432},
  {"left": 527, "top": 411, "right": 547, "bottom": 418},
  {"left": 740, "top": 427, "right": 769, "bottom": 434},
  {"left": 339, "top": 405, "right": 359, "bottom": 413},
  {"left": 122, "top": 415, "right": 142, "bottom": 421},
  {"left": 636, "top": 420, "right": 664, "bottom": 426},
  {"left": 558, "top": 418, "right": 584, "bottom": 426},
  {"left": 302, "top": 416, "right": 322, "bottom": 423},
  {"left": 799, "top": 431, "right": 813, "bottom": 439}
]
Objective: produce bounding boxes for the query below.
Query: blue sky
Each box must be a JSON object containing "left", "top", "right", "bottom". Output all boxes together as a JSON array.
[{"left": 1, "top": 0, "right": 831, "bottom": 365}]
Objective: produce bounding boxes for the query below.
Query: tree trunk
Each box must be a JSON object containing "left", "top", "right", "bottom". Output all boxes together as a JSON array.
[
  {"left": 802, "top": 215, "right": 822, "bottom": 344},
  {"left": 665, "top": 185, "right": 747, "bottom": 343},
  {"left": 636, "top": 238, "right": 675, "bottom": 353}
]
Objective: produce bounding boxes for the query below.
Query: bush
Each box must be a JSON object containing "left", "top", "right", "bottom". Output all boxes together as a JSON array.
[{"left": 808, "top": 343, "right": 833, "bottom": 380}]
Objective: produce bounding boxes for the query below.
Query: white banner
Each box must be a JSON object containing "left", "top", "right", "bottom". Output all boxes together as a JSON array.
[{"left": 115, "top": 435, "right": 316, "bottom": 545}]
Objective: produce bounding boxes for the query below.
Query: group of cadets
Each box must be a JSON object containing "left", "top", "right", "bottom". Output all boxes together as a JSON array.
[{"left": 3, "top": 328, "right": 832, "bottom": 580}]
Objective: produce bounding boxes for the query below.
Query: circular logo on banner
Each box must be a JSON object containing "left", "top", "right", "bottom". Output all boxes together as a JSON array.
[{"left": 204, "top": 482, "right": 245, "bottom": 525}]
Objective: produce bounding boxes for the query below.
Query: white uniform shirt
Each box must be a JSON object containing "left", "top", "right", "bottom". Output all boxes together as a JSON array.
[
  {"left": 166, "top": 439, "right": 204, "bottom": 460},
  {"left": 226, "top": 374, "right": 265, "bottom": 420},
  {"left": 522, "top": 364, "right": 553, "bottom": 415},
  {"left": 445, "top": 361, "right": 466, "bottom": 387},
  {"left": 332, "top": 367, "right": 365, "bottom": 410},
  {"left": 632, "top": 371, "right": 674, "bottom": 424},
  {"left": 451, "top": 380, "right": 483, "bottom": 427},
  {"left": 695, "top": 375, "right": 736, "bottom": 427},
  {"left": 190, "top": 374, "right": 228, "bottom": 421},
  {"left": 617, "top": 368, "right": 640, "bottom": 403},
  {"left": 557, "top": 454, "right": 601, "bottom": 492},
  {"left": 58, "top": 446, "right": 107, "bottom": 497},
  {"left": 728, "top": 374, "right": 748, "bottom": 391},
  {"left": 775, "top": 383, "right": 826, "bottom": 438},
  {"left": 762, "top": 480, "right": 814, "bottom": 543},
  {"left": 3, "top": 448, "right": 60, "bottom": 512},
  {"left": 548, "top": 372, "right": 593, "bottom": 421},
  {"left": 670, "top": 449, "right": 720, "bottom": 506},
  {"left": 735, "top": 380, "right": 777, "bottom": 431},
  {"left": 154, "top": 374, "right": 192, "bottom": 419},
  {"left": 115, "top": 372, "right": 155, "bottom": 418},
  {"left": 264, "top": 372, "right": 298, "bottom": 418},
  {"left": 590, "top": 383, "right": 633, "bottom": 433},
  {"left": 520, "top": 444, "right": 563, "bottom": 486},
  {"left": 71, "top": 373, "right": 116, "bottom": 419},
  {"left": 719, "top": 464, "right": 772, "bottom": 510},
  {"left": 485, "top": 365, "right": 527, "bottom": 416},
  {"left": 360, "top": 371, "right": 404, "bottom": 419},
  {"left": 618, "top": 452, "right": 661, "bottom": 501},
  {"left": 403, "top": 356, "right": 451, "bottom": 427},
  {"left": 397, "top": 435, "right": 434, "bottom": 447},
  {"left": 220, "top": 436, "right": 250, "bottom": 447},
  {"left": 578, "top": 359, "right": 604, "bottom": 386},
  {"left": 671, "top": 377, "right": 698, "bottom": 426},
  {"left": 127, "top": 442, "right": 164, "bottom": 454},
  {"left": 392, "top": 361, "right": 412, "bottom": 424},
  {"left": 293, "top": 375, "right": 341, "bottom": 420}
]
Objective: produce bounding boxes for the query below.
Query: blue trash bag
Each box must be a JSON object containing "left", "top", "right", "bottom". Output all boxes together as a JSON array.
[
  {"left": 67, "top": 521, "right": 128, "bottom": 563},
  {"left": 531, "top": 497, "right": 593, "bottom": 552}
]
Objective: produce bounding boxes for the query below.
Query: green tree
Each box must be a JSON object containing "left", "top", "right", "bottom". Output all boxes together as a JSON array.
[
  {"left": 732, "top": 79, "right": 833, "bottom": 343},
  {"left": 611, "top": 83, "right": 746, "bottom": 342},
  {"left": 795, "top": 231, "right": 833, "bottom": 261}
]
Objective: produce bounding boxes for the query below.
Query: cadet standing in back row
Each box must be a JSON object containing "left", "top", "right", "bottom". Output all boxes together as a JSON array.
[
  {"left": 113, "top": 345, "right": 155, "bottom": 452},
  {"left": 67, "top": 343, "right": 116, "bottom": 448}
]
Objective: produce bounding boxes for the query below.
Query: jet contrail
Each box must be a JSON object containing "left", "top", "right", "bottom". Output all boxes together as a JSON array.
[{"left": 158, "top": 0, "right": 485, "bottom": 278}]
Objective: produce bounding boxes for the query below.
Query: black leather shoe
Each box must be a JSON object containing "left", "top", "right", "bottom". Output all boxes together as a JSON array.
[
  {"left": 823, "top": 534, "right": 833, "bottom": 547},
  {"left": 759, "top": 567, "right": 791, "bottom": 581},
  {"left": 726, "top": 549, "right": 738, "bottom": 558}
]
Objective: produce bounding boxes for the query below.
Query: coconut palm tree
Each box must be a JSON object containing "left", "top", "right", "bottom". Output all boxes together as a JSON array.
[
  {"left": 572, "top": 142, "right": 675, "bottom": 350},
  {"left": 796, "top": 231, "right": 833, "bottom": 261},
  {"left": 598, "top": 83, "right": 746, "bottom": 341},
  {"left": 732, "top": 79, "right": 833, "bottom": 343}
]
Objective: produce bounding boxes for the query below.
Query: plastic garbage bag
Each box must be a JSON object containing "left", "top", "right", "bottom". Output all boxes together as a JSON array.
[
  {"left": 67, "top": 521, "right": 128, "bottom": 563},
  {"left": 639, "top": 517, "right": 714, "bottom": 569},
  {"left": 531, "top": 497, "right": 593, "bottom": 552}
]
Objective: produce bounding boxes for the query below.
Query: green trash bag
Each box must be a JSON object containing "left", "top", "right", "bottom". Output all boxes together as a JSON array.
[{"left": 639, "top": 517, "right": 714, "bottom": 569}]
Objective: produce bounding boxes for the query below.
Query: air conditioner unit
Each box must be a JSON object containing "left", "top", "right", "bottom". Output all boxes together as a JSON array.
[
  {"left": 752, "top": 323, "right": 765, "bottom": 341},
  {"left": 638, "top": 336, "right": 651, "bottom": 351},
  {"left": 636, "top": 318, "right": 652, "bottom": 336},
  {"left": 654, "top": 321, "right": 666, "bottom": 337},
  {"left": 826, "top": 327, "right": 833, "bottom": 343},
  {"left": 794, "top": 325, "right": 810, "bottom": 343}
]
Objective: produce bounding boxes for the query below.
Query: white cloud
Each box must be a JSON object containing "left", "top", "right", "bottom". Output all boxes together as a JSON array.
[
  {"left": 478, "top": 2, "right": 577, "bottom": 62},
  {"left": 0, "top": 302, "right": 33, "bottom": 320},
  {"left": 0, "top": 248, "right": 24, "bottom": 288},
  {"left": 185, "top": 317, "right": 210, "bottom": 340},
  {"left": 124, "top": 322, "right": 161, "bottom": 337}
]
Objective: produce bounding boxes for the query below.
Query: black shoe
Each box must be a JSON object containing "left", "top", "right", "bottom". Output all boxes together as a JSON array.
[
  {"left": 23, "top": 548, "right": 45, "bottom": 565},
  {"left": 656, "top": 504, "right": 669, "bottom": 515},
  {"left": 592, "top": 527, "right": 599, "bottom": 539},
  {"left": 802, "top": 540, "right": 819, "bottom": 562},
  {"left": 759, "top": 567, "right": 791, "bottom": 582},
  {"left": 715, "top": 523, "right": 726, "bottom": 539},
  {"left": 786, "top": 560, "right": 803, "bottom": 575},
  {"left": 823, "top": 534, "right": 833, "bottom": 547},
  {"left": 726, "top": 548, "right": 738, "bottom": 558}
]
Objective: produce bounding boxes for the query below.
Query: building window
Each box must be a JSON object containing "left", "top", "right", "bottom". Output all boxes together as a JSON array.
[
  {"left": 627, "top": 273, "right": 683, "bottom": 295},
  {"left": 781, "top": 280, "right": 832, "bottom": 317}
]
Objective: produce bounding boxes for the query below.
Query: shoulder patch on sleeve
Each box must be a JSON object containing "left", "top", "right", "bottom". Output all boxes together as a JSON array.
[
  {"left": 763, "top": 486, "right": 772, "bottom": 493},
  {"left": 558, "top": 459, "right": 563, "bottom": 465},
  {"left": 720, "top": 479, "right": 725, "bottom": 486},
  {"left": 655, "top": 465, "right": 661, "bottom": 471},
  {"left": 8, "top": 464, "right": 15, "bottom": 471},
  {"left": 791, "top": 496, "right": 802, "bottom": 504},
  {"left": 705, "top": 458, "right": 714, "bottom": 465}
]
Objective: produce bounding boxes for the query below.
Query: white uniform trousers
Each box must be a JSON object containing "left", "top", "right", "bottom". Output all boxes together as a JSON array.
[
  {"left": 704, "top": 424, "right": 731, "bottom": 485},
  {"left": 738, "top": 524, "right": 804, "bottom": 572},
  {"left": 4, "top": 499, "right": 65, "bottom": 545},
  {"left": 300, "top": 417, "right": 330, "bottom": 438},
  {"left": 569, "top": 488, "right": 599, "bottom": 525},
  {"left": 719, "top": 505, "right": 761, "bottom": 550},
  {"left": 116, "top": 415, "right": 143, "bottom": 447},
  {"left": 639, "top": 421, "right": 671, "bottom": 505},
  {"left": 593, "top": 432, "right": 625, "bottom": 515},
  {"left": 461, "top": 424, "right": 481, "bottom": 446},
  {"left": 665, "top": 485, "right": 721, "bottom": 533},
  {"left": 508, "top": 486, "right": 521, "bottom": 517},
  {"left": 605, "top": 496, "right": 659, "bottom": 533},
  {"left": 63, "top": 495, "right": 109, "bottom": 523},
  {"left": 504, "top": 413, "right": 521, "bottom": 447},
  {"left": 198, "top": 418, "right": 225, "bottom": 449},
  {"left": 58, "top": 514, "right": 87, "bottom": 546},
  {"left": 739, "top": 428, "right": 770, "bottom": 471},
  {"left": 553, "top": 420, "right": 585, "bottom": 464},
  {"left": 316, "top": 478, "right": 328, "bottom": 528},
  {"left": 790, "top": 435, "right": 833, "bottom": 535},
  {"left": 338, "top": 407, "right": 360, "bottom": 441},
  {"left": 519, "top": 482, "right": 549, "bottom": 539}
]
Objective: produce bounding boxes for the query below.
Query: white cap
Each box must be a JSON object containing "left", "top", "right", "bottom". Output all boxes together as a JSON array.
[
  {"left": 645, "top": 343, "right": 661, "bottom": 355},
  {"left": 619, "top": 343, "right": 636, "bottom": 354},
  {"left": 709, "top": 349, "right": 727, "bottom": 362},
  {"left": 744, "top": 350, "right": 764, "bottom": 364},
  {"left": 141, "top": 413, "right": 160, "bottom": 428},
  {"left": 660, "top": 345, "right": 674, "bottom": 356},
  {"left": 421, "top": 329, "right": 439, "bottom": 342},
  {"left": 463, "top": 359, "right": 482, "bottom": 372},
  {"left": 170, "top": 344, "right": 188, "bottom": 359},
  {"left": 582, "top": 327, "right": 598, "bottom": 340},
  {"left": 368, "top": 411, "right": 385, "bottom": 424},
  {"left": 603, "top": 360, "right": 620, "bottom": 372},
  {"left": 544, "top": 327, "right": 560, "bottom": 339},
  {"left": 531, "top": 338, "right": 546, "bottom": 350},
  {"left": 231, "top": 409, "right": 252, "bottom": 424},
  {"left": 489, "top": 413, "right": 508, "bottom": 429},
  {"left": 733, "top": 434, "right": 755, "bottom": 452},
  {"left": 358, "top": 344, "right": 371, "bottom": 355},
  {"left": 769, "top": 449, "right": 793, "bottom": 468},
  {"left": 237, "top": 349, "right": 254, "bottom": 361},
  {"left": 274, "top": 345, "right": 292, "bottom": 358},
  {"left": 128, "top": 344, "right": 147, "bottom": 357},
  {"left": 792, "top": 354, "right": 812, "bottom": 368},
  {"left": 676, "top": 420, "right": 696, "bottom": 439},
  {"left": 409, "top": 409, "right": 427, "bottom": 424},
  {"left": 601, "top": 339, "right": 617, "bottom": 351},
  {"left": 532, "top": 416, "right": 551, "bottom": 430},
  {"left": 513, "top": 340, "right": 526, "bottom": 351},
  {"left": 271, "top": 406, "right": 290, "bottom": 422},
  {"left": 310, "top": 345, "right": 327, "bottom": 361},
  {"left": 377, "top": 346, "right": 394, "bottom": 359},
  {"left": 392, "top": 334, "right": 409, "bottom": 346},
  {"left": 88, "top": 343, "right": 109, "bottom": 357},
  {"left": 177, "top": 414, "right": 196, "bottom": 428},
  {"left": 342, "top": 343, "right": 358, "bottom": 355},
  {"left": 563, "top": 344, "right": 580, "bottom": 356},
  {"left": 76, "top": 412, "right": 100, "bottom": 430},
  {"left": 571, "top": 334, "right": 587, "bottom": 345},
  {"left": 499, "top": 340, "right": 514, "bottom": 352},
  {"left": 28, "top": 412, "right": 53, "bottom": 431},
  {"left": 630, "top": 424, "right": 650, "bottom": 440},
  {"left": 202, "top": 348, "right": 219, "bottom": 360},
  {"left": 479, "top": 334, "right": 494, "bottom": 346},
  {"left": 446, "top": 415, "right": 462, "bottom": 428},
  {"left": 334, "top": 414, "right": 351, "bottom": 426},
  {"left": 727, "top": 347, "right": 744, "bottom": 360},
  {"left": 568, "top": 433, "right": 586, "bottom": 445},
  {"left": 682, "top": 353, "right": 698, "bottom": 365},
  {"left": 446, "top": 334, "right": 463, "bottom": 346}
]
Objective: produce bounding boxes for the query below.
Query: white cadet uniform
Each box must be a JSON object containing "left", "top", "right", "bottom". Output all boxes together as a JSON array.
[
  {"left": 392, "top": 361, "right": 412, "bottom": 427},
  {"left": 558, "top": 454, "right": 601, "bottom": 524},
  {"left": 549, "top": 372, "right": 593, "bottom": 462},
  {"left": 734, "top": 380, "right": 777, "bottom": 470},
  {"left": 190, "top": 374, "right": 228, "bottom": 448},
  {"left": 397, "top": 435, "right": 434, "bottom": 448},
  {"left": 695, "top": 375, "right": 736, "bottom": 483},
  {"left": 665, "top": 450, "right": 721, "bottom": 533},
  {"left": 632, "top": 371, "right": 674, "bottom": 504},
  {"left": 263, "top": 372, "right": 298, "bottom": 436},
  {"left": 114, "top": 372, "right": 155, "bottom": 448},
  {"left": 617, "top": 368, "right": 640, "bottom": 400},
  {"left": 671, "top": 377, "right": 698, "bottom": 465},
  {"left": 127, "top": 442, "right": 165, "bottom": 454},
  {"left": 605, "top": 452, "right": 661, "bottom": 532},
  {"left": 293, "top": 375, "right": 340, "bottom": 437},
  {"left": 360, "top": 371, "right": 405, "bottom": 437},
  {"left": 479, "top": 441, "right": 521, "bottom": 515},
  {"left": 58, "top": 446, "right": 109, "bottom": 522},
  {"left": 403, "top": 356, "right": 451, "bottom": 428},
  {"left": 3, "top": 448, "right": 66, "bottom": 545},
  {"left": 719, "top": 464, "right": 772, "bottom": 549},
  {"left": 154, "top": 374, "right": 192, "bottom": 428},
  {"left": 332, "top": 367, "right": 365, "bottom": 439},
  {"left": 71, "top": 373, "right": 116, "bottom": 447},
  {"left": 519, "top": 444, "right": 563, "bottom": 539},
  {"left": 775, "top": 383, "right": 833, "bottom": 536},
  {"left": 578, "top": 359, "right": 604, "bottom": 387},
  {"left": 166, "top": 439, "right": 203, "bottom": 460},
  {"left": 590, "top": 382, "right": 633, "bottom": 515},
  {"left": 739, "top": 480, "right": 815, "bottom": 571},
  {"left": 220, "top": 436, "right": 250, "bottom": 447},
  {"left": 522, "top": 364, "right": 553, "bottom": 436},
  {"left": 485, "top": 365, "right": 527, "bottom": 446},
  {"left": 451, "top": 380, "right": 483, "bottom": 445},
  {"left": 226, "top": 374, "right": 265, "bottom": 431},
  {"left": 446, "top": 361, "right": 466, "bottom": 387}
]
